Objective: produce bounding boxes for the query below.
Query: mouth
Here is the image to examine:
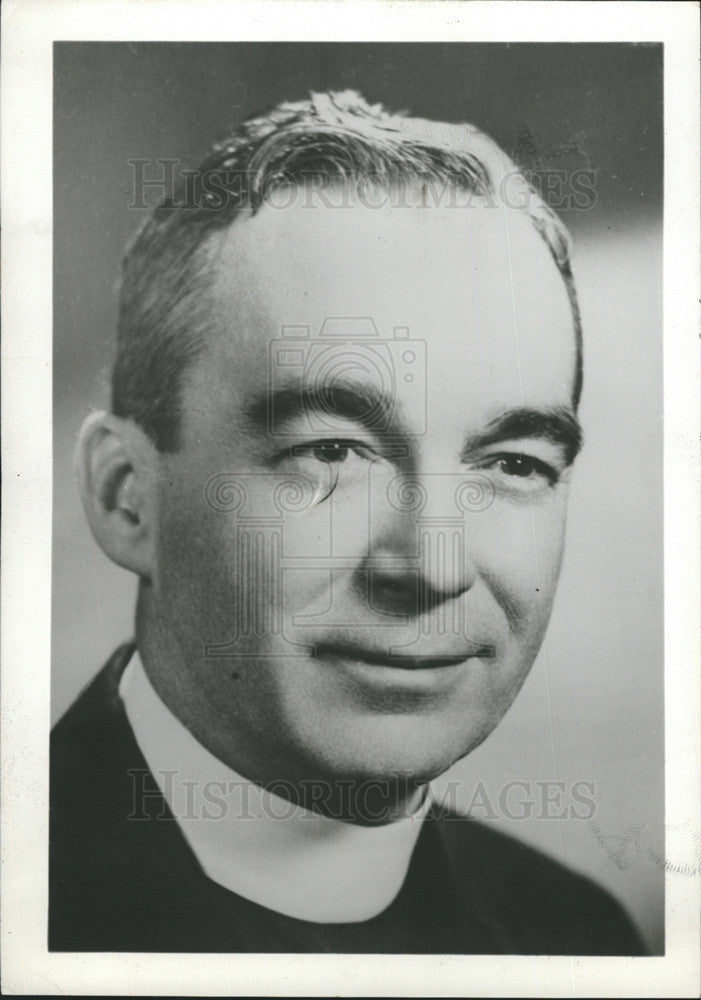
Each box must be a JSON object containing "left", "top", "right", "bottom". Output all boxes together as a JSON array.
[{"left": 312, "top": 641, "right": 496, "bottom": 671}]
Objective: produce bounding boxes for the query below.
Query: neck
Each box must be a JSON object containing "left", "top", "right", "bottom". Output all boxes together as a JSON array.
[{"left": 134, "top": 582, "right": 426, "bottom": 826}]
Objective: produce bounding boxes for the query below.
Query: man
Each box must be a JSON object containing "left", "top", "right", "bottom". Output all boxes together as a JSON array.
[{"left": 50, "top": 90, "right": 645, "bottom": 953}]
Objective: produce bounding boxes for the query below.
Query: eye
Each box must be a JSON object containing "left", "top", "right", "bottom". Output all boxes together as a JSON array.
[
  {"left": 496, "top": 453, "right": 556, "bottom": 482},
  {"left": 286, "top": 438, "right": 376, "bottom": 466},
  {"left": 307, "top": 440, "right": 355, "bottom": 464},
  {"left": 273, "top": 438, "right": 378, "bottom": 502},
  {"left": 477, "top": 451, "right": 561, "bottom": 494}
]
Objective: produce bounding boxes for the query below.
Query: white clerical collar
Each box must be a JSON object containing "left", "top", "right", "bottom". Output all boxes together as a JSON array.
[{"left": 119, "top": 650, "right": 432, "bottom": 924}]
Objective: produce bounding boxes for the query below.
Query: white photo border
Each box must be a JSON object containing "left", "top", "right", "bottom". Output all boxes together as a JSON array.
[{"left": 2, "top": 1, "right": 699, "bottom": 995}]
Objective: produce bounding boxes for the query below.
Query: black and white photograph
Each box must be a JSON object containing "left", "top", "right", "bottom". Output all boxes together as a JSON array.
[{"left": 2, "top": 2, "right": 699, "bottom": 996}]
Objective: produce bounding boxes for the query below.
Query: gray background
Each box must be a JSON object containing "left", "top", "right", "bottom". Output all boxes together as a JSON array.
[{"left": 53, "top": 43, "right": 664, "bottom": 952}]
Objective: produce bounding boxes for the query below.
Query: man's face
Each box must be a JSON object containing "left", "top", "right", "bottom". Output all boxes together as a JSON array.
[{"left": 152, "top": 191, "right": 579, "bottom": 787}]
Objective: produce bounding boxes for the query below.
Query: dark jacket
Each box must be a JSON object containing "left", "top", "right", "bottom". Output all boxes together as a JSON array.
[{"left": 50, "top": 643, "right": 647, "bottom": 954}]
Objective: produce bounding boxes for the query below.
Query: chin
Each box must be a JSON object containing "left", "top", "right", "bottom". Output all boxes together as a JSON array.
[{"left": 293, "top": 711, "right": 495, "bottom": 788}]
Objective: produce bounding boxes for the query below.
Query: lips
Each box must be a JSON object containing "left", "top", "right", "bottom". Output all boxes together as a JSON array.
[{"left": 312, "top": 641, "right": 496, "bottom": 670}]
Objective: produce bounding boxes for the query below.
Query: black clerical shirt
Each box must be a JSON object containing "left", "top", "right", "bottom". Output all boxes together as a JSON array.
[{"left": 49, "top": 644, "right": 647, "bottom": 954}]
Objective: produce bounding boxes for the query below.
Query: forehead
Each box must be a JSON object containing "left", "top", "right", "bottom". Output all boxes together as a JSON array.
[{"left": 199, "top": 193, "right": 577, "bottom": 419}]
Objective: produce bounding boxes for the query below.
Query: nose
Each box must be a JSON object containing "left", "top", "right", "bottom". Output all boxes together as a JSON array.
[{"left": 361, "top": 473, "right": 480, "bottom": 618}]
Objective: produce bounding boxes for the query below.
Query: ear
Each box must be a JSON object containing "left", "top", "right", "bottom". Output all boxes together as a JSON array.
[{"left": 76, "top": 411, "right": 158, "bottom": 578}]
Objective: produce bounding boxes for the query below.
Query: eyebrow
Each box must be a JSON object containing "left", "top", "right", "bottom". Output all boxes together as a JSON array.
[
  {"left": 462, "top": 407, "right": 583, "bottom": 465},
  {"left": 243, "top": 379, "right": 400, "bottom": 437}
]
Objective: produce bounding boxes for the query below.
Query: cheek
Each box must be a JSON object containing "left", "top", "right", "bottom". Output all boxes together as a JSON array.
[
  {"left": 155, "top": 464, "right": 237, "bottom": 613},
  {"left": 166, "top": 501, "right": 366, "bottom": 630},
  {"left": 278, "top": 498, "right": 374, "bottom": 613},
  {"left": 472, "top": 494, "right": 568, "bottom": 637}
]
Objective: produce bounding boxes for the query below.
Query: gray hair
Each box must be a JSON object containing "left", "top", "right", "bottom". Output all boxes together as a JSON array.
[{"left": 112, "top": 90, "right": 582, "bottom": 450}]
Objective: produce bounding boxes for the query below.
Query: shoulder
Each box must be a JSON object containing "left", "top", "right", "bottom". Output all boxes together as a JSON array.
[
  {"left": 428, "top": 806, "right": 648, "bottom": 955},
  {"left": 49, "top": 642, "right": 214, "bottom": 951},
  {"left": 52, "top": 642, "right": 135, "bottom": 743},
  {"left": 51, "top": 641, "right": 139, "bottom": 821}
]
